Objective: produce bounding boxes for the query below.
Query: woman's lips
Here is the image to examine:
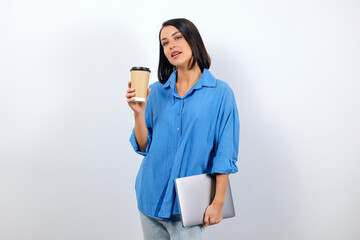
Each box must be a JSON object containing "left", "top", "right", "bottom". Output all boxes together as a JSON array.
[{"left": 172, "top": 52, "right": 181, "bottom": 58}]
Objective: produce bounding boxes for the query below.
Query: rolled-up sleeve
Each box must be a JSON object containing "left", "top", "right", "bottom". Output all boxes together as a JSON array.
[
  {"left": 211, "top": 88, "right": 240, "bottom": 174},
  {"left": 129, "top": 91, "right": 153, "bottom": 156},
  {"left": 129, "top": 126, "right": 152, "bottom": 156}
]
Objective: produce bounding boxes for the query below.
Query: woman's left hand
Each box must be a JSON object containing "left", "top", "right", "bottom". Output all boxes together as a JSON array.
[{"left": 203, "top": 202, "right": 223, "bottom": 227}]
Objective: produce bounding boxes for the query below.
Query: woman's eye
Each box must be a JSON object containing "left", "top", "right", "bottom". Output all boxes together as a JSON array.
[
  {"left": 175, "top": 36, "right": 182, "bottom": 40},
  {"left": 163, "top": 42, "right": 168, "bottom": 46}
]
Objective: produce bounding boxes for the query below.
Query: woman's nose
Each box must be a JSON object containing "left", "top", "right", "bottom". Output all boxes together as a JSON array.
[{"left": 170, "top": 41, "right": 176, "bottom": 49}]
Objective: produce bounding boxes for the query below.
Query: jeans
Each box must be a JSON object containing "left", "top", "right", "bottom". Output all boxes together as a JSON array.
[{"left": 139, "top": 211, "right": 205, "bottom": 240}]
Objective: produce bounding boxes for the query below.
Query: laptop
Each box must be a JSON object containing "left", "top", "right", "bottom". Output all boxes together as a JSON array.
[{"left": 175, "top": 173, "right": 235, "bottom": 227}]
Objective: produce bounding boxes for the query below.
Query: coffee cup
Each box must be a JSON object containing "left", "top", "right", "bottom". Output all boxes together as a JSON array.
[{"left": 130, "top": 67, "right": 151, "bottom": 102}]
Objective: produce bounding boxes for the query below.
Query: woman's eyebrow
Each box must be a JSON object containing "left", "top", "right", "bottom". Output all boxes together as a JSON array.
[{"left": 161, "top": 31, "right": 181, "bottom": 41}]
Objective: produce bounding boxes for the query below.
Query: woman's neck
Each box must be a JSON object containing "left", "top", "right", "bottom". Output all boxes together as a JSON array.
[{"left": 176, "top": 63, "right": 202, "bottom": 86}]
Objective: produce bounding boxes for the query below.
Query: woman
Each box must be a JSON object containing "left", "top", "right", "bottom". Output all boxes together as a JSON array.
[{"left": 126, "top": 18, "right": 240, "bottom": 240}]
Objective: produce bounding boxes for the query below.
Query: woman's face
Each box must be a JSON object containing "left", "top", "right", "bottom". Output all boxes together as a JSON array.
[{"left": 160, "top": 25, "right": 193, "bottom": 68}]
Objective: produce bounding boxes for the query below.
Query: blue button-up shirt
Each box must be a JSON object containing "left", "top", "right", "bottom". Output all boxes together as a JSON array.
[{"left": 129, "top": 68, "right": 239, "bottom": 220}]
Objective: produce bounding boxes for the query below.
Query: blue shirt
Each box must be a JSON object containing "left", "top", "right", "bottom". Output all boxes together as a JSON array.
[{"left": 129, "top": 68, "right": 240, "bottom": 220}]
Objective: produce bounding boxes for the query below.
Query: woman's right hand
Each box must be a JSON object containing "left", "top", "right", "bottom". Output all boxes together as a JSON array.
[{"left": 126, "top": 81, "right": 151, "bottom": 115}]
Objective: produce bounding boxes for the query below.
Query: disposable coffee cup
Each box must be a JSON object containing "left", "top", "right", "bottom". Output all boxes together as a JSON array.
[{"left": 130, "top": 67, "right": 151, "bottom": 102}]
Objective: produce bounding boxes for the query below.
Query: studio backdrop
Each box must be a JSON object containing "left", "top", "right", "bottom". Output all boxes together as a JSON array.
[{"left": 0, "top": 0, "right": 359, "bottom": 240}]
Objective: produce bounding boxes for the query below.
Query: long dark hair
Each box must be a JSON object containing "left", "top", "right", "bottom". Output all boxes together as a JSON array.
[{"left": 157, "top": 18, "right": 211, "bottom": 84}]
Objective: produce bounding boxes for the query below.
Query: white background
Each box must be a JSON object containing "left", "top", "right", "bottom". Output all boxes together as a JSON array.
[{"left": 0, "top": 0, "right": 359, "bottom": 239}]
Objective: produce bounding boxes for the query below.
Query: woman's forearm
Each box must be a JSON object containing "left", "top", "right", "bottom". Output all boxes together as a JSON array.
[
  {"left": 212, "top": 173, "right": 229, "bottom": 206},
  {"left": 134, "top": 112, "right": 148, "bottom": 152}
]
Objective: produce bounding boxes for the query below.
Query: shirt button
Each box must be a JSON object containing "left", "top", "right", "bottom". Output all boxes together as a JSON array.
[{"left": 177, "top": 128, "right": 180, "bottom": 131}]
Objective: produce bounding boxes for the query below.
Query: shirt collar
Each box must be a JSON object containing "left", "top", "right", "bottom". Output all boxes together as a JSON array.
[{"left": 163, "top": 68, "right": 216, "bottom": 89}]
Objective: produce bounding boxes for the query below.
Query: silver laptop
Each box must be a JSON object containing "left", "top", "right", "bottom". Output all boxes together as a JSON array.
[{"left": 175, "top": 173, "right": 235, "bottom": 227}]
